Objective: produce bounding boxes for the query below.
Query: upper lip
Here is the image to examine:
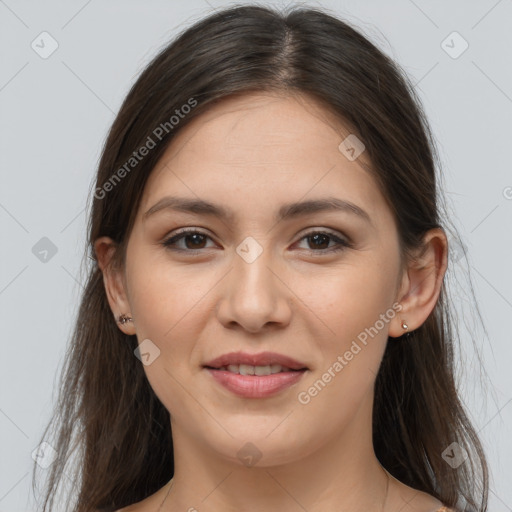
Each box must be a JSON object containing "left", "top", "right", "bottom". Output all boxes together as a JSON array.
[{"left": 204, "top": 351, "right": 308, "bottom": 370}]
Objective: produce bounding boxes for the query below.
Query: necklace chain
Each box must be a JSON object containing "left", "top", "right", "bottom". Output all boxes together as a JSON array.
[
  {"left": 157, "top": 467, "right": 390, "bottom": 511},
  {"left": 157, "top": 478, "right": 174, "bottom": 512},
  {"left": 381, "top": 468, "right": 390, "bottom": 511}
]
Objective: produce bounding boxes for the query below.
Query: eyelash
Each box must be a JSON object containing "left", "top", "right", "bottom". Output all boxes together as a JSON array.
[{"left": 161, "top": 228, "right": 352, "bottom": 255}]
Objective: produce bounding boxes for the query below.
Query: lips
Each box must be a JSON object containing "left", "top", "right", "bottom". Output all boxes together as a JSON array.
[
  {"left": 203, "top": 351, "right": 308, "bottom": 371},
  {"left": 203, "top": 351, "right": 309, "bottom": 398}
]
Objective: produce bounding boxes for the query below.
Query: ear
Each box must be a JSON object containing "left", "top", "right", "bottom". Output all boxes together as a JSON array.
[
  {"left": 388, "top": 227, "right": 448, "bottom": 338},
  {"left": 94, "top": 236, "right": 136, "bottom": 336}
]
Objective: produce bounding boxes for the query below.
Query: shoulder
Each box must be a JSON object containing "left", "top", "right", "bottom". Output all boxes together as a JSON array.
[{"left": 388, "top": 478, "right": 448, "bottom": 512}]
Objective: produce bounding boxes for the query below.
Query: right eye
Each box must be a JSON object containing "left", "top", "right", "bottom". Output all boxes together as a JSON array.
[{"left": 162, "top": 229, "right": 216, "bottom": 253}]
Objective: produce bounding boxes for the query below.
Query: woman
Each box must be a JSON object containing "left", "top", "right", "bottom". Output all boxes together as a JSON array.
[{"left": 33, "top": 5, "right": 489, "bottom": 511}]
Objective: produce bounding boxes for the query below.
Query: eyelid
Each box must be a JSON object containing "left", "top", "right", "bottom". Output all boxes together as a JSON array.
[{"left": 296, "top": 226, "right": 348, "bottom": 240}]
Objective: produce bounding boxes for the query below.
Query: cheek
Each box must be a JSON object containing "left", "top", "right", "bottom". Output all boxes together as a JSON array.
[
  {"left": 294, "top": 271, "right": 395, "bottom": 428},
  {"left": 127, "top": 249, "right": 210, "bottom": 341},
  {"left": 126, "top": 257, "right": 205, "bottom": 417},
  {"left": 299, "top": 260, "right": 399, "bottom": 343},
  {"left": 309, "top": 260, "right": 399, "bottom": 398}
]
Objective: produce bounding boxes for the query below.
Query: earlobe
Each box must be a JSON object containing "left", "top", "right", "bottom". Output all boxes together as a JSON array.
[
  {"left": 388, "top": 301, "right": 411, "bottom": 339},
  {"left": 389, "top": 228, "right": 448, "bottom": 339},
  {"left": 94, "top": 237, "right": 136, "bottom": 335}
]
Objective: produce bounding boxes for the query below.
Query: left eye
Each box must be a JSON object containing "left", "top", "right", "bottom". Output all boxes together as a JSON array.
[
  {"left": 296, "top": 231, "right": 351, "bottom": 253},
  {"left": 162, "top": 229, "right": 351, "bottom": 254}
]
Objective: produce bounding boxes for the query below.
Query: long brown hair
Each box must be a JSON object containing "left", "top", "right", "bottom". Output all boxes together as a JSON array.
[{"left": 33, "top": 5, "right": 489, "bottom": 511}]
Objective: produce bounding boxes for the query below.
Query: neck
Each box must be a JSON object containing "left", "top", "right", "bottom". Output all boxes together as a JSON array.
[{"left": 161, "top": 395, "right": 391, "bottom": 511}]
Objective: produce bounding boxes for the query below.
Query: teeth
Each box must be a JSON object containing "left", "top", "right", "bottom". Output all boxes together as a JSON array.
[
  {"left": 239, "top": 364, "right": 254, "bottom": 376},
  {"left": 219, "top": 364, "right": 292, "bottom": 375},
  {"left": 254, "top": 365, "right": 271, "bottom": 376}
]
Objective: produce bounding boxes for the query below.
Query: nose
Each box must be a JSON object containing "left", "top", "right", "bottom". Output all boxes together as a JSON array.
[{"left": 216, "top": 247, "right": 292, "bottom": 333}]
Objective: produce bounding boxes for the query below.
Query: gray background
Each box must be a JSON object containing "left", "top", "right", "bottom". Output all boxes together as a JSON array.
[{"left": 1, "top": 0, "right": 511, "bottom": 510}]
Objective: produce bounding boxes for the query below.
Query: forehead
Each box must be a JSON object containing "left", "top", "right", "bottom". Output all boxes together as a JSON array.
[{"left": 140, "top": 92, "right": 390, "bottom": 226}]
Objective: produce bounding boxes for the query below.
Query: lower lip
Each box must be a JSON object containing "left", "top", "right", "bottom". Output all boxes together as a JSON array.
[{"left": 205, "top": 368, "right": 306, "bottom": 398}]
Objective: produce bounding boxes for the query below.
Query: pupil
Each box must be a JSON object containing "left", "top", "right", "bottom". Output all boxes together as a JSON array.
[
  {"left": 186, "top": 234, "right": 206, "bottom": 249},
  {"left": 311, "top": 233, "right": 329, "bottom": 249}
]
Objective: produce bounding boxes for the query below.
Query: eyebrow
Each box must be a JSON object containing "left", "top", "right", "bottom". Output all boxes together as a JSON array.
[{"left": 143, "top": 195, "right": 372, "bottom": 225}]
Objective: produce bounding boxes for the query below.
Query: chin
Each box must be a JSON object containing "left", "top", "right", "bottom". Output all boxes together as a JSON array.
[{"left": 200, "top": 427, "right": 315, "bottom": 468}]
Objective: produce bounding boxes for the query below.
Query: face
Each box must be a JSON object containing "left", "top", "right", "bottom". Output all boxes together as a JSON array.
[{"left": 106, "top": 92, "right": 408, "bottom": 467}]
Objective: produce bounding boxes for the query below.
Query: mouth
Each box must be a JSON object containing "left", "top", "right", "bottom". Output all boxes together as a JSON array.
[
  {"left": 203, "top": 350, "right": 309, "bottom": 371},
  {"left": 203, "top": 351, "right": 309, "bottom": 398},
  {"left": 204, "top": 363, "right": 305, "bottom": 375}
]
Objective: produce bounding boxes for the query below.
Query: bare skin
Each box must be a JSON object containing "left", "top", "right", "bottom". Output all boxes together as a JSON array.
[
  {"left": 96, "top": 91, "right": 449, "bottom": 512},
  {"left": 117, "top": 475, "right": 448, "bottom": 512}
]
